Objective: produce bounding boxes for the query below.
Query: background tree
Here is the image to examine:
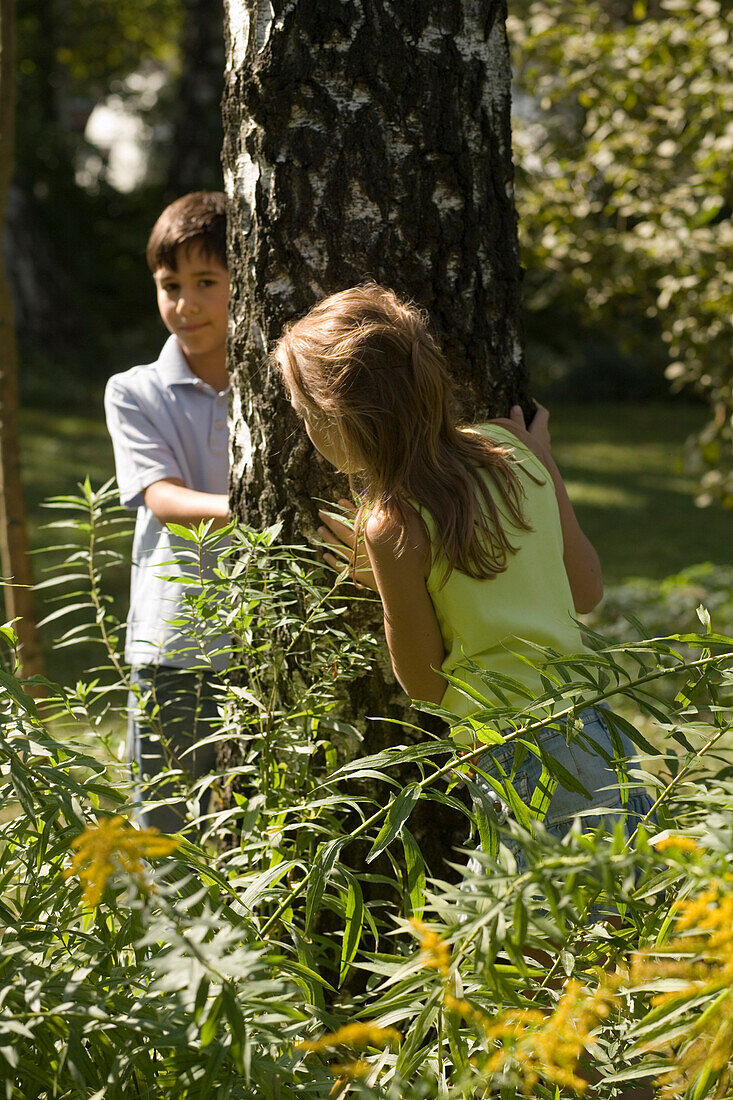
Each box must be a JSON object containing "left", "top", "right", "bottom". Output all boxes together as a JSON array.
[
  {"left": 9, "top": 0, "right": 217, "bottom": 401},
  {"left": 0, "top": 0, "right": 43, "bottom": 675},
  {"left": 222, "top": 0, "right": 531, "bottom": 870},
  {"left": 164, "top": 0, "right": 224, "bottom": 199}
]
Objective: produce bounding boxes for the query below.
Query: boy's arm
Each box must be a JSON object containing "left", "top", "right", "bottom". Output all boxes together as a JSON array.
[
  {"left": 143, "top": 478, "right": 229, "bottom": 527},
  {"left": 492, "top": 405, "right": 603, "bottom": 614},
  {"left": 105, "top": 376, "right": 228, "bottom": 525}
]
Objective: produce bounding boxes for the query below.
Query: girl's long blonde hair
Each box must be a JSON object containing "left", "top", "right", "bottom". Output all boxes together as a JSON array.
[{"left": 273, "top": 283, "right": 533, "bottom": 581}]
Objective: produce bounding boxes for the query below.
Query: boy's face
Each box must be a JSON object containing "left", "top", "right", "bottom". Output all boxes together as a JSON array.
[{"left": 154, "top": 244, "right": 230, "bottom": 364}]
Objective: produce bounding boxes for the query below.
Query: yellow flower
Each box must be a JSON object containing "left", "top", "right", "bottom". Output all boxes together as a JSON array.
[
  {"left": 297, "top": 1022, "right": 402, "bottom": 1053},
  {"left": 409, "top": 917, "right": 450, "bottom": 978},
  {"left": 64, "top": 816, "right": 179, "bottom": 907},
  {"left": 631, "top": 876, "right": 733, "bottom": 1099},
  {"left": 446, "top": 977, "right": 618, "bottom": 1095},
  {"left": 328, "top": 1060, "right": 370, "bottom": 1080},
  {"left": 653, "top": 834, "right": 703, "bottom": 856}
]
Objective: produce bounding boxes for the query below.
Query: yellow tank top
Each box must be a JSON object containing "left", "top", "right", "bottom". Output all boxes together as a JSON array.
[{"left": 421, "top": 424, "right": 588, "bottom": 719}]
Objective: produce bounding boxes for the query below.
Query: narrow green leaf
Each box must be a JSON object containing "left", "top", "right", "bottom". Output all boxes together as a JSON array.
[
  {"left": 240, "top": 861, "right": 298, "bottom": 911},
  {"left": 401, "top": 828, "right": 426, "bottom": 918},
  {"left": 367, "top": 783, "right": 421, "bottom": 863},
  {"left": 199, "top": 992, "right": 223, "bottom": 1047},
  {"left": 0, "top": 670, "right": 40, "bottom": 721},
  {"left": 445, "top": 1005, "right": 471, "bottom": 1078},
  {"left": 475, "top": 800, "right": 500, "bottom": 861},
  {"left": 305, "top": 838, "right": 343, "bottom": 934},
  {"left": 528, "top": 764, "right": 557, "bottom": 821},
  {"left": 164, "top": 522, "right": 200, "bottom": 541},
  {"left": 471, "top": 763, "right": 532, "bottom": 831},
  {"left": 339, "top": 875, "right": 364, "bottom": 984}
]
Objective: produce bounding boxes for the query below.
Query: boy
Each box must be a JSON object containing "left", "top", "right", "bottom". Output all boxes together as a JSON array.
[{"left": 105, "top": 191, "right": 237, "bottom": 833}]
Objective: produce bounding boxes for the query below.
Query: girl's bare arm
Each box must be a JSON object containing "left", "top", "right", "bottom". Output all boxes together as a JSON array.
[
  {"left": 494, "top": 406, "right": 603, "bottom": 614},
  {"left": 363, "top": 507, "right": 447, "bottom": 705}
]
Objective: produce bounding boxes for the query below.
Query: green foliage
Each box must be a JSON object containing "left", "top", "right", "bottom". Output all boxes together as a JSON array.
[
  {"left": 2, "top": 482, "right": 733, "bottom": 1097},
  {"left": 511, "top": 0, "right": 733, "bottom": 501},
  {"left": 18, "top": 0, "right": 181, "bottom": 97},
  {"left": 50, "top": 0, "right": 182, "bottom": 90},
  {"left": 592, "top": 563, "right": 733, "bottom": 645}
]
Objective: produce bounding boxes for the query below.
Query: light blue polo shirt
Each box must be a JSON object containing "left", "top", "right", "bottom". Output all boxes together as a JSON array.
[{"left": 105, "top": 335, "right": 241, "bottom": 670}]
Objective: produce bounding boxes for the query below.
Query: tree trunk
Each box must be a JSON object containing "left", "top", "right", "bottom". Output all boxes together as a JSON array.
[
  {"left": 0, "top": 0, "right": 44, "bottom": 677},
  {"left": 222, "top": 0, "right": 529, "bottom": 872}
]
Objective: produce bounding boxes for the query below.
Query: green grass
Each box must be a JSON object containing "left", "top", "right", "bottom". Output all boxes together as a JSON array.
[
  {"left": 18, "top": 411, "right": 121, "bottom": 682},
  {"left": 21, "top": 410, "right": 116, "bottom": 548},
  {"left": 550, "top": 403, "right": 730, "bottom": 584},
  {"left": 18, "top": 400, "right": 730, "bottom": 583}
]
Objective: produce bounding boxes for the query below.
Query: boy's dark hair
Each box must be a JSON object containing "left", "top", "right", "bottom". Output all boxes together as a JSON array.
[{"left": 146, "top": 191, "right": 227, "bottom": 272}]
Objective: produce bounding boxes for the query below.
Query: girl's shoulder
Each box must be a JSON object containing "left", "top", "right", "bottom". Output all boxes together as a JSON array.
[
  {"left": 364, "top": 504, "right": 431, "bottom": 576},
  {"left": 364, "top": 503, "right": 429, "bottom": 549},
  {"left": 462, "top": 421, "right": 523, "bottom": 446}
]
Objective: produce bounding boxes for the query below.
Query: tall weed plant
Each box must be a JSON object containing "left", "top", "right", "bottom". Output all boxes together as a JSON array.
[{"left": 1, "top": 480, "right": 732, "bottom": 1098}]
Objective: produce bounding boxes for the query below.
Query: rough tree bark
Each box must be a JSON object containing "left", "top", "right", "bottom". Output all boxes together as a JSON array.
[
  {"left": 222, "top": 0, "right": 530, "bottom": 871},
  {"left": 0, "top": 0, "right": 44, "bottom": 676}
]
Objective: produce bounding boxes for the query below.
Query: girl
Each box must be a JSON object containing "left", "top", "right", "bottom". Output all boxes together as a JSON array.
[{"left": 273, "top": 282, "right": 652, "bottom": 849}]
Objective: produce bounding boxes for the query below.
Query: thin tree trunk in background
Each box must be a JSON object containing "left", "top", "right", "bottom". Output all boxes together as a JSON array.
[
  {"left": 165, "top": 0, "right": 225, "bottom": 198},
  {"left": 222, "top": 0, "right": 529, "bottom": 871},
  {"left": 0, "top": 0, "right": 44, "bottom": 677}
]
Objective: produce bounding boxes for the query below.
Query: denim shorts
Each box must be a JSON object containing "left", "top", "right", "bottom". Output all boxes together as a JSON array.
[{"left": 469, "top": 706, "right": 654, "bottom": 868}]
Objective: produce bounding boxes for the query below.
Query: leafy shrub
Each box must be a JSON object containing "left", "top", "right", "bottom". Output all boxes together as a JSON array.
[
  {"left": 590, "top": 563, "right": 733, "bottom": 644},
  {"left": 1, "top": 482, "right": 732, "bottom": 1097},
  {"left": 511, "top": 0, "right": 732, "bottom": 503}
]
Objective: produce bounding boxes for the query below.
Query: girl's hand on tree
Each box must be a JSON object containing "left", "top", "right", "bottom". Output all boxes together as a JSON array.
[
  {"left": 513, "top": 402, "right": 551, "bottom": 453},
  {"left": 490, "top": 403, "right": 552, "bottom": 458},
  {"left": 317, "top": 500, "right": 378, "bottom": 591}
]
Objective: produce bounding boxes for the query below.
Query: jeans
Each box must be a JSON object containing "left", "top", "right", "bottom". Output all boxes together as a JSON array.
[
  {"left": 468, "top": 706, "right": 655, "bottom": 871},
  {"left": 127, "top": 665, "right": 221, "bottom": 833}
]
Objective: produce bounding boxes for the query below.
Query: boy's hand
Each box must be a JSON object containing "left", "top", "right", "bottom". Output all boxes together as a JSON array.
[{"left": 317, "top": 500, "right": 378, "bottom": 591}]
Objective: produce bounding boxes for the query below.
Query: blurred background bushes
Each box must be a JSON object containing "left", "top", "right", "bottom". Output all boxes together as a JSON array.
[{"left": 8, "top": 0, "right": 223, "bottom": 407}]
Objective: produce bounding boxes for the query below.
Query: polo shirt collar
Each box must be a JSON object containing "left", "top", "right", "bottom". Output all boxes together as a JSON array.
[
  {"left": 156, "top": 334, "right": 230, "bottom": 394},
  {"left": 156, "top": 335, "right": 201, "bottom": 385}
]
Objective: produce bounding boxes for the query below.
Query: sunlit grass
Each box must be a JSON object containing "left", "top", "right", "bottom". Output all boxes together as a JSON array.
[
  {"left": 551, "top": 402, "right": 730, "bottom": 584},
  {"left": 21, "top": 410, "right": 115, "bottom": 546},
  {"left": 19, "top": 401, "right": 729, "bottom": 586}
]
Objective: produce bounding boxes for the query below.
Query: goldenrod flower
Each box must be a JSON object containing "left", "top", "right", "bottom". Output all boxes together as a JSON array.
[
  {"left": 328, "top": 1060, "right": 370, "bottom": 1079},
  {"left": 446, "top": 977, "right": 618, "bottom": 1095},
  {"left": 409, "top": 917, "right": 450, "bottom": 977},
  {"left": 297, "top": 1022, "right": 401, "bottom": 1053},
  {"left": 64, "top": 816, "right": 179, "bottom": 907},
  {"left": 654, "top": 834, "right": 703, "bottom": 856},
  {"left": 632, "top": 876, "right": 733, "bottom": 1099}
]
